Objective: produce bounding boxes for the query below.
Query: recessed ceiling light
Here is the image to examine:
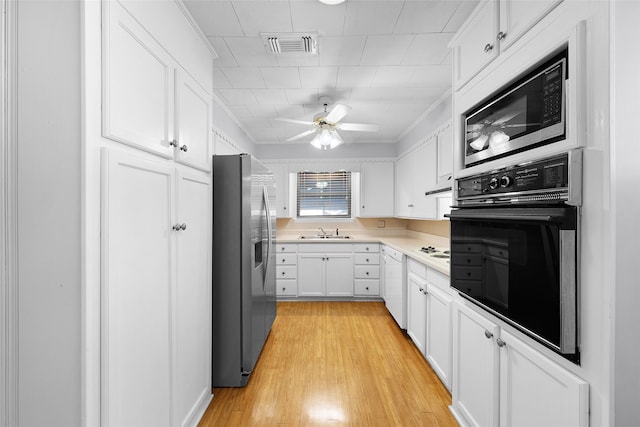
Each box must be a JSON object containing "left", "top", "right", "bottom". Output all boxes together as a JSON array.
[{"left": 318, "top": 0, "right": 346, "bottom": 5}]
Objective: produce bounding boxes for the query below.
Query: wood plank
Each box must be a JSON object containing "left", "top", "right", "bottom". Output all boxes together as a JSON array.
[{"left": 199, "top": 301, "right": 458, "bottom": 426}]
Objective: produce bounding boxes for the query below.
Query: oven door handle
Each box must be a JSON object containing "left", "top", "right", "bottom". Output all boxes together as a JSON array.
[
  {"left": 559, "top": 230, "right": 577, "bottom": 354},
  {"left": 446, "top": 209, "right": 567, "bottom": 222}
]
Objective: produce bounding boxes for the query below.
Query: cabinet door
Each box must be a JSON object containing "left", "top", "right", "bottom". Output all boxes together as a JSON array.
[
  {"left": 174, "top": 172, "right": 211, "bottom": 427},
  {"left": 101, "top": 149, "right": 175, "bottom": 427},
  {"left": 452, "top": 0, "right": 499, "bottom": 89},
  {"left": 412, "top": 141, "right": 437, "bottom": 219},
  {"left": 360, "top": 162, "right": 394, "bottom": 217},
  {"left": 407, "top": 273, "right": 427, "bottom": 354},
  {"left": 452, "top": 301, "right": 500, "bottom": 427},
  {"left": 174, "top": 71, "right": 212, "bottom": 172},
  {"left": 297, "top": 254, "right": 325, "bottom": 296},
  {"left": 437, "top": 125, "right": 453, "bottom": 183},
  {"left": 499, "top": 330, "right": 589, "bottom": 427},
  {"left": 498, "top": 0, "right": 563, "bottom": 52},
  {"left": 269, "top": 163, "right": 290, "bottom": 218},
  {"left": 426, "top": 284, "right": 453, "bottom": 390},
  {"left": 325, "top": 254, "right": 354, "bottom": 297},
  {"left": 102, "top": 1, "right": 174, "bottom": 158},
  {"left": 395, "top": 155, "right": 413, "bottom": 217}
]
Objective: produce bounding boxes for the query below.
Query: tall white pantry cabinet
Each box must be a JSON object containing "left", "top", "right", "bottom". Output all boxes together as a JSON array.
[{"left": 99, "top": 1, "right": 214, "bottom": 426}]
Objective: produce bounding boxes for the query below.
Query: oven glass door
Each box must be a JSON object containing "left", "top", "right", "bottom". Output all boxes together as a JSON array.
[{"left": 448, "top": 206, "right": 578, "bottom": 360}]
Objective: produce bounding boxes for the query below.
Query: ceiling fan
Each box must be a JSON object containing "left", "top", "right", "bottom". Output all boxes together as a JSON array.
[{"left": 276, "top": 97, "right": 379, "bottom": 149}]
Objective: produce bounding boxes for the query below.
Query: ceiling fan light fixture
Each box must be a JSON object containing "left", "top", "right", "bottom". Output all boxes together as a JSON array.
[
  {"left": 310, "top": 128, "right": 343, "bottom": 150},
  {"left": 318, "top": 0, "right": 346, "bottom": 4}
]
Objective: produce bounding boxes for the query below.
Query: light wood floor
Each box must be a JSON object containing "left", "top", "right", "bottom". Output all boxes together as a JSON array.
[{"left": 199, "top": 301, "right": 459, "bottom": 426}]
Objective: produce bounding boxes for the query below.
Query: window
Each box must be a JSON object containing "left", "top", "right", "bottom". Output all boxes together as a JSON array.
[{"left": 296, "top": 171, "right": 351, "bottom": 218}]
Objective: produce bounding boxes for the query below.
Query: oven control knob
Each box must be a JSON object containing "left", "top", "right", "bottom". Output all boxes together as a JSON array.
[
  {"left": 500, "top": 175, "right": 512, "bottom": 187},
  {"left": 488, "top": 177, "right": 499, "bottom": 190}
]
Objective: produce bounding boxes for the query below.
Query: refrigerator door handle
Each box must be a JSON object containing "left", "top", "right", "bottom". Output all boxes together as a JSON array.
[{"left": 263, "top": 185, "right": 273, "bottom": 290}]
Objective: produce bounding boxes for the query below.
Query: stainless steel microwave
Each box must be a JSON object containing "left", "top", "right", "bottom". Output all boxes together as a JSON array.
[{"left": 463, "top": 49, "right": 567, "bottom": 167}]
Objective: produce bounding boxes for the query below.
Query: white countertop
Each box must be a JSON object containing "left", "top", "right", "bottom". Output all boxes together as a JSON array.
[{"left": 276, "top": 232, "right": 450, "bottom": 276}]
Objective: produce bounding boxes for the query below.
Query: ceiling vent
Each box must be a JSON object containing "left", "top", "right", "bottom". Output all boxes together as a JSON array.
[{"left": 261, "top": 33, "right": 318, "bottom": 55}]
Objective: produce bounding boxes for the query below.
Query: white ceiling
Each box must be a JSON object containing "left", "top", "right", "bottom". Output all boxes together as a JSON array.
[{"left": 183, "top": 0, "right": 478, "bottom": 145}]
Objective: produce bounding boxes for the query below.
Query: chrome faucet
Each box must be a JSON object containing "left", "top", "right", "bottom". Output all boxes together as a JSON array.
[{"left": 318, "top": 227, "right": 327, "bottom": 237}]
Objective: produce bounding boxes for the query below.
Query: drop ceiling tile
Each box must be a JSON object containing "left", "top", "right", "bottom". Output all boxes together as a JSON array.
[
  {"left": 318, "top": 36, "right": 366, "bottom": 66},
  {"left": 208, "top": 37, "right": 239, "bottom": 67},
  {"left": 252, "top": 88, "right": 289, "bottom": 104},
  {"left": 408, "top": 65, "right": 452, "bottom": 87},
  {"left": 232, "top": 1, "right": 294, "bottom": 36},
  {"left": 227, "top": 105, "right": 253, "bottom": 119},
  {"left": 443, "top": 0, "right": 480, "bottom": 33},
  {"left": 260, "top": 67, "right": 301, "bottom": 89},
  {"left": 184, "top": 0, "right": 244, "bottom": 36},
  {"left": 284, "top": 88, "right": 319, "bottom": 105},
  {"left": 275, "top": 104, "right": 306, "bottom": 118},
  {"left": 222, "top": 67, "right": 267, "bottom": 88},
  {"left": 343, "top": 1, "right": 403, "bottom": 35},
  {"left": 394, "top": 1, "right": 461, "bottom": 34},
  {"left": 213, "top": 68, "right": 232, "bottom": 89},
  {"left": 290, "top": 1, "right": 346, "bottom": 35},
  {"left": 225, "top": 37, "right": 278, "bottom": 66},
  {"left": 360, "top": 35, "right": 414, "bottom": 66},
  {"left": 402, "top": 33, "right": 454, "bottom": 65},
  {"left": 246, "top": 104, "right": 278, "bottom": 118},
  {"left": 276, "top": 54, "right": 320, "bottom": 67},
  {"left": 370, "top": 66, "right": 419, "bottom": 88},
  {"left": 299, "top": 67, "right": 338, "bottom": 89},
  {"left": 336, "top": 66, "right": 378, "bottom": 88},
  {"left": 217, "top": 88, "right": 259, "bottom": 105}
]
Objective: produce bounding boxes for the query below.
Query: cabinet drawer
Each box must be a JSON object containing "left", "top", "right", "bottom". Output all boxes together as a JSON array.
[
  {"left": 354, "top": 279, "right": 380, "bottom": 296},
  {"left": 451, "top": 253, "right": 482, "bottom": 266},
  {"left": 276, "top": 279, "right": 297, "bottom": 296},
  {"left": 354, "top": 254, "right": 380, "bottom": 265},
  {"left": 427, "top": 267, "right": 450, "bottom": 290},
  {"left": 277, "top": 266, "right": 297, "bottom": 279},
  {"left": 452, "top": 266, "right": 482, "bottom": 281},
  {"left": 354, "top": 243, "right": 379, "bottom": 253},
  {"left": 277, "top": 254, "right": 297, "bottom": 265},
  {"left": 408, "top": 258, "right": 427, "bottom": 280},
  {"left": 354, "top": 265, "right": 380, "bottom": 279},
  {"left": 276, "top": 243, "right": 297, "bottom": 253},
  {"left": 297, "top": 243, "right": 352, "bottom": 253}
]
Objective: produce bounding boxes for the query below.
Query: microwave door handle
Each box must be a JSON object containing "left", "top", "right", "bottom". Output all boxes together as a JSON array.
[{"left": 559, "top": 230, "right": 577, "bottom": 354}]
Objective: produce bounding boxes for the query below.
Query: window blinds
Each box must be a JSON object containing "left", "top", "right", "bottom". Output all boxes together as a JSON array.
[{"left": 296, "top": 171, "right": 351, "bottom": 218}]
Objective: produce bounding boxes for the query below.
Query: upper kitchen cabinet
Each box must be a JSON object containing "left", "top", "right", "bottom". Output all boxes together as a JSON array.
[
  {"left": 360, "top": 161, "right": 394, "bottom": 218},
  {"left": 436, "top": 123, "right": 453, "bottom": 184},
  {"left": 451, "top": 0, "right": 563, "bottom": 90},
  {"left": 395, "top": 140, "right": 437, "bottom": 219},
  {"left": 102, "top": 1, "right": 213, "bottom": 171},
  {"left": 269, "top": 163, "right": 291, "bottom": 218}
]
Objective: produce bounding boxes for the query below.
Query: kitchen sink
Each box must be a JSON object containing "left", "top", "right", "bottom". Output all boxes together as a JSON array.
[{"left": 298, "top": 235, "right": 351, "bottom": 240}]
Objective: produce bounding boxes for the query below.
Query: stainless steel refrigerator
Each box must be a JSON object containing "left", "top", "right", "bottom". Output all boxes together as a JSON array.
[{"left": 212, "top": 154, "right": 277, "bottom": 387}]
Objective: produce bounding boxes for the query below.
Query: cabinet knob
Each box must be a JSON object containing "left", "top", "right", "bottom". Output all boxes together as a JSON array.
[
  {"left": 365, "top": 271, "right": 369, "bottom": 276},
  {"left": 497, "top": 31, "right": 507, "bottom": 41},
  {"left": 169, "top": 139, "right": 178, "bottom": 148},
  {"left": 365, "top": 286, "right": 369, "bottom": 290},
  {"left": 172, "top": 223, "right": 187, "bottom": 231},
  {"left": 282, "top": 287, "right": 286, "bottom": 291},
  {"left": 484, "top": 330, "right": 493, "bottom": 339},
  {"left": 281, "top": 271, "right": 285, "bottom": 275},
  {"left": 362, "top": 205, "right": 365, "bottom": 209},
  {"left": 180, "top": 144, "right": 188, "bottom": 152},
  {"left": 284, "top": 206, "right": 287, "bottom": 210},
  {"left": 408, "top": 204, "right": 414, "bottom": 208},
  {"left": 365, "top": 247, "right": 370, "bottom": 251},
  {"left": 497, "top": 338, "right": 506, "bottom": 348},
  {"left": 366, "top": 258, "right": 369, "bottom": 262},
  {"left": 282, "top": 259, "right": 286, "bottom": 263},
  {"left": 484, "top": 43, "right": 494, "bottom": 53}
]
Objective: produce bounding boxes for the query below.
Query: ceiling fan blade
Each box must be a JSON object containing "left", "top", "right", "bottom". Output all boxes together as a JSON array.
[
  {"left": 275, "top": 117, "right": 315, "bottom": 126},
  {"left": 285, "top": 129, "right": 316, "bottom": 142},
  {"left": 338, "top": 123, "right": 379, "bottom": 132},
  {"left": 324, "top": 104, "right": 351, "bottom": 123}
]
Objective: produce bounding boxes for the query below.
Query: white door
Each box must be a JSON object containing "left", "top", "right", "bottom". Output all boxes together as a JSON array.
[
  {"left": 269, "top": 163, "right": 290, "bottom": 218},
  {"left": 101, "top": 149, "right": 175, "bottom": 427},
  {"left": 325, "top": 254, "right": 354, "bottom": 297},
  {"left": 395, "top": 155, "right": 412, "bottom": 217},
  {"left": 437, "top": 124, "right": 453, "bottom": 183},
  {"left": 452, "top": 301, "right": 500, "bottom": 427},
  {"left": 102, "top": 1, "right": 174, "bottom": 158},
  {"left": 174, "top": 172, "right": 212, "bottom": 427},
  {"left": 297, "top": 254, "right": 325, "bottom": 296},
  {"left": 407, "top": 273, "right": 427, "bottom": 354},
  {"left": 426, "top": 284, "right": 453, "bottom": 390},
  {"left": 412, "top": 141, "right": 437, "bottom": 219},
  {"left": 360, "top": 162, "right": 394, "bottom": 217},
  {"left": 499, "top": 330, "right": 589, "bottom": 427},
  {"left": 498, "top": 0, "right": 564, "bottom": 52},
  {"left": 174, "top": 71, "right": 212, "bottom": 172}
]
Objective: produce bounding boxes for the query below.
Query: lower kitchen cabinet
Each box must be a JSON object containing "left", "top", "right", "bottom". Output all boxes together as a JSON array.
[
  {"left": 425, "top": 280, "right": 453, "bottom": 390},
  {"left": 298, "top": 251, "right": 353, "bottom": 297},
  {"left": 451, "top": 300, "right": 589, "bottom": 427},
  {"left": 101, "top": 149, "right": 211, "bottom": 427},
  {"left": 407, "top": 270, "right": 428, "bottom": 354},
  {"left": 276, "top": 244, "right": 297, "bottom": 296}
]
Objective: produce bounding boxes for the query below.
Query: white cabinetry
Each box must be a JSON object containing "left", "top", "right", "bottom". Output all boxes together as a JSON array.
[
  {"left": 359, "top": 162, "right": 394, "bottom": 217},
  {"left": 297, "top": 244, "right": 353, "bottom": 297},
  {"left": 101, "top": 150, "right": 211, "bottom": 427},
  {"left": 407, "top": 268, "right": 428, "bottom": 355},
  {"left": 276, "top": 243, "right": 297, "bottom": 296},
  {"left": 395, "top": 140, "right": 437, "bottom": 219},
  {"left": 451, "top": 0, "right": 563, "bottom": 89},
  {"left": 270, "top": 163, "right": 290, "bottom": 218},
  {"left": 353, "top": 244, "right": 381, "bottom": 296},
  {"left": 436, "top": 123, "right": 453, "bottom": 183},
  {"left": 452, "top": 300, "right": 589, "bottom": 427},
  {"left": 103, "top": 1, "right": 212, "bottom": 171}
]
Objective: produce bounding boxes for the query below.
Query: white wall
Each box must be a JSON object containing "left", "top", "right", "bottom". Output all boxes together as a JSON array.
[
  {"left": 17, "top": 1, "right": 81, "bottom": 426},
  {"left": 255, "top": 141, "right": 397, "bottom": 159},
  {"left": 612, "top": 1, "right": 640, "bottom": 425}
]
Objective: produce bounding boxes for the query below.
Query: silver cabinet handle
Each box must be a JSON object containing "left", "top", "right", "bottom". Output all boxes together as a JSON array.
[
  {"left": 180, "top": 144, "right": 188, "bottom": 152},
  {"left": 484, "top": 43, "right": 494, "bottom": 53},
  {"left": 497, "top": 338, "right": 506, "bottom": 348},
  {"left": 172, "top": 223, "right": 187, "bottom": 231},
  {"left": 169, "top": 139, "right": 178, "bottom": 148},
  {"left": 484, "top": 330, "right": 493, "bottom": 339},
  {"left": 497, "top": 31, "right": 507, "bottom": 41}
]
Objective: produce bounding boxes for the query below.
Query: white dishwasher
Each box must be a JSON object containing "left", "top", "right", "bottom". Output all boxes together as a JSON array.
[{"left": 381, "top": 245, "right": 406, "bottom": 329}]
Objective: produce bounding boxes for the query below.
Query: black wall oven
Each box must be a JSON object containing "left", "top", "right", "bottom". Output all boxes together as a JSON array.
[{"left": 448, "top": 151, "right": 582, "bottom": 363}]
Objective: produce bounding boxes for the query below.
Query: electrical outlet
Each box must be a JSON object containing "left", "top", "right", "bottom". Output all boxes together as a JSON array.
[{"left": 377, "top": 220, "right": 385, "bottom": 228}]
